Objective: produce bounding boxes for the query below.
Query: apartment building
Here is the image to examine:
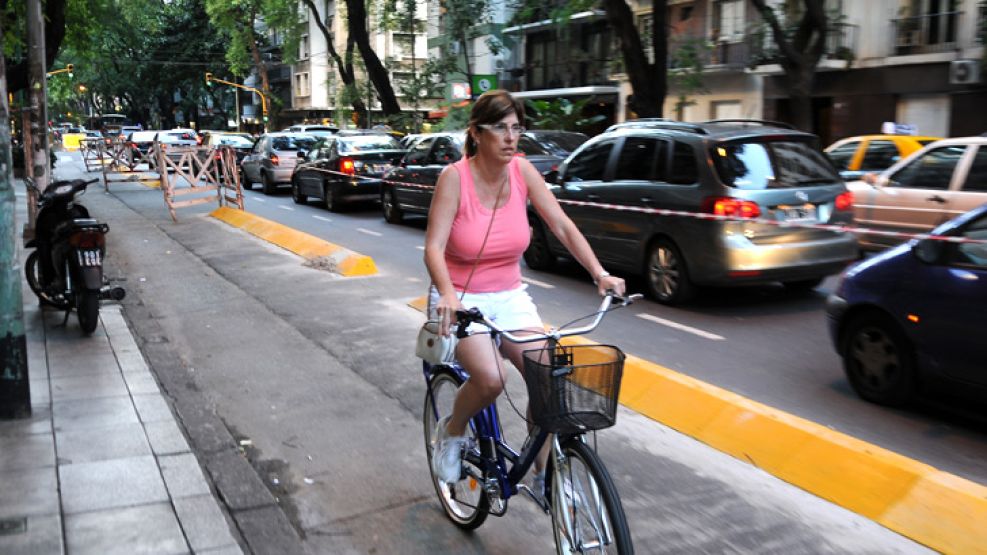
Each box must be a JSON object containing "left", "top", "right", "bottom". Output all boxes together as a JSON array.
[{"left": 285, "top": 0, "right": 435, "bottom": 127}]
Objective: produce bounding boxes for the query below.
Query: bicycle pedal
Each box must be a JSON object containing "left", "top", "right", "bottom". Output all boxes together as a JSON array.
[{"left": 517, "top": 484, "right": 550, "bottom": 513}]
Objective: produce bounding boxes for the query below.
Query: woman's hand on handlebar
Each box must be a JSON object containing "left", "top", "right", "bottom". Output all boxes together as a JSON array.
[
  {"left": 597, "top": 274, "right": 625, "bottom": 297},
  {"left": 435, "top": 292, "right": 463, "bottom": 337}
]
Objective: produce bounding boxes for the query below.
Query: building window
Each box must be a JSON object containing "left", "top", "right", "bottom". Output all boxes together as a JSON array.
[
  {"left": 295, "top": 72, "right": 310, "bottom": 97},
  {"left": 300, "top": 35, "right": 310, "bottom": 59},
  {"left": 712, "top": 0, "right": 744, "bottom": 42}
]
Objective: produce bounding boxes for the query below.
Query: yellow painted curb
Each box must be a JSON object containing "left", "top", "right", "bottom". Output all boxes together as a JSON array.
[
  {"left": 408, "top": 295, "right": 428, "bottom": 312},
  {"left": 209, "top": 206, "right": 377, "bottom": 277},
  {"left": 404, "top": 298, "right": 987, "bottom": 554}
]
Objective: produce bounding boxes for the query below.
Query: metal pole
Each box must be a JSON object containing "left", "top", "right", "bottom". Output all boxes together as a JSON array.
[
  {"left": 0, "top": 11, "right": 31, "bottom": 420},
  {"left": 234, "top": 87, "right": 241, "bottom": 132}
]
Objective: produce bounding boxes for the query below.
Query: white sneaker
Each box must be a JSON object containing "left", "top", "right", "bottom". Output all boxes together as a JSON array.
[{"left": 432, "top": 416, "right": 468, "bottom": 483}]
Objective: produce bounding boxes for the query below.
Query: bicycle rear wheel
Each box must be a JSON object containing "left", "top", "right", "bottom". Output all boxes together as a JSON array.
[
  {"left": 423, "top": 368, "right": 489, "bottom": 530},
  {"left": 551, "top": 438, "right": 633, "bottom": 554}
]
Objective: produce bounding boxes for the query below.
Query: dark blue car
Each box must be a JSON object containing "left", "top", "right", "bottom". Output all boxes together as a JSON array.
[{"left": 827, "top": 204, "right": 987, "bottom": 406}]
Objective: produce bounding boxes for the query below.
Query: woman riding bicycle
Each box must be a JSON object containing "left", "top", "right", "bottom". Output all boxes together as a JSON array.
[{"left": 423, "top": 89, "right": 625, "bottom": 487}]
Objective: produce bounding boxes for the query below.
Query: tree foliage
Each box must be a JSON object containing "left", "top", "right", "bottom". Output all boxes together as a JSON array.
[{"left": 525, "top": 98, "right": 605, "bottom": 131}]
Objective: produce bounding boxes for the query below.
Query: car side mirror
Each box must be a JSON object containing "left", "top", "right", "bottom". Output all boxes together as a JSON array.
[
  {"left": 544, "top": 169, "right": 559, "bottom": 185},
  {"left": 297, "top": 151, "right": 306, "bottom": 159},
  {"left": 912, "top": 238, "right": 943, "bottom": 264}
]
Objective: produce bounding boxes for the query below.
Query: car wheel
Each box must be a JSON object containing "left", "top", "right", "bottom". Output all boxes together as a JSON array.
[
  {"left": 783, "top": 277, "right": 823, "bottom": 292},
  {"left": 523, "top": 221, "right": 556, "bottom": 271},
  {"left": 261, "top": 171, "right": 276, "bottom": 195},
  {"left": 382, "top": 187, "right": 403, "bottom": 224},
  {"left": 324, "top": 182, "right": 341, "bottom": 212},
  {"left": 291, "top": 178, "right": 307, "bottom": 205},
  {"left": 240, "top": 167, "right": 251, "bottom": 190},
  {"left": 841, "top": 312, "right": 916, "bottom": 407},
  {"left": 645, "top": 238, "right": 694, "bottom": 304}
]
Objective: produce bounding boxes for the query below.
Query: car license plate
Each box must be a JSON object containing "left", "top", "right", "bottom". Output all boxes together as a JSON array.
[
  {"left": 372, "top": 164, "right": 390, "bottom": 173},
  {"left": 776, "top": 204, "right": 817, "bottom": 223}
]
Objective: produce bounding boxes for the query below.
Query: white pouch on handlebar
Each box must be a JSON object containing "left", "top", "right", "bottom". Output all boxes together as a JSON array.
[{"left": 416, "top": 320, "right": 458, "bottom": 365}]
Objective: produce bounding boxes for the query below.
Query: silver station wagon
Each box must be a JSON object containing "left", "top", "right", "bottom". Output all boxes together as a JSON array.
[{"left": 526, "top": 120, "right": 860, "bottom": 304}]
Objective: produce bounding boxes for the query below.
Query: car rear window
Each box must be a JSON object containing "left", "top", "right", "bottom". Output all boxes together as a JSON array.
[
  {"left": 338, "top": 135, "right": 401, "bottom": 152},
  {"left": 712, "top": 140, "right": 839, "bottom": 189},
  {"left": 528, "top": 133, "right": 588, "bottom": 156},
  {"left": 215, "top": 135, "right": 254, "bottom": 147},
  {"left": 272, "top": 136, "right": 318, "bottom": 150}
]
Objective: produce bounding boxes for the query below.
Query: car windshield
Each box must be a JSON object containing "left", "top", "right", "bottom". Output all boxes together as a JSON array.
[
  {"left": 712, "top": 140, "right": 840, "bottom": 189},
  {"left": 272, "top": 136, "right": 317, "bottom": 150},
  {"left": 528, "top": 133, "right": 588, "bottom": 156},
  {"left": 338, "top": 135, "right": 401, "bottom": 152}
]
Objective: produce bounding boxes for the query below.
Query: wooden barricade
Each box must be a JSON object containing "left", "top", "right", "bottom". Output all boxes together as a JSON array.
[
  {"left": 79, "top": 138, "right": 107, "bottom": 172},
  {"left": 157, "top": 144, "right": 243, "bottom": 222},
  {"left": 100, "top": 137, "right": 161, "bottom": 190}
]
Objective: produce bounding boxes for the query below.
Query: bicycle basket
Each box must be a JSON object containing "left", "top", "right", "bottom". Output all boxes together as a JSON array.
[{"left": 522, "top": 344, "right": 625, "bottom": 435}]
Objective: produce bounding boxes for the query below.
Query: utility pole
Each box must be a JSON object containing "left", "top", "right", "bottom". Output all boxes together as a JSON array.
[
  {"left": 0, "top": 10, "right": 31, "bottom": 419},
  {"left": 26, "top": 0, "right": 50, "bottom": 227}
]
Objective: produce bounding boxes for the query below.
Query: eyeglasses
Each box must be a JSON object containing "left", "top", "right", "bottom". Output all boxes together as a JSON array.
[{"left": 478, "top": 123, "right": 526, "bottom": 136}]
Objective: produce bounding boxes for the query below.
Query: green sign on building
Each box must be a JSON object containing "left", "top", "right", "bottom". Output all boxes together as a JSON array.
[{"left": 471, "top": 75, "right": 498, "bottom": 95}]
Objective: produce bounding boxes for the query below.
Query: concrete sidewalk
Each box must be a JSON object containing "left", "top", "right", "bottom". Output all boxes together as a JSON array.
[{"left": 0, "top": 185, "right": 243, "bottom": 554}]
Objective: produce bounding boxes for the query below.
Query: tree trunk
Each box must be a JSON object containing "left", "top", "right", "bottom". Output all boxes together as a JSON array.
[
  {"left": 602, "top": 0, "right": 666, "bottom": 118},
  {"left": 344, "top": 38, "right": 368, "bottom": 127},
  {"left": 301, "top": 0, "right": 367, "bottom": 121},
  {"left": 344, "top": 0, "right": 401, "bottom": 116}
]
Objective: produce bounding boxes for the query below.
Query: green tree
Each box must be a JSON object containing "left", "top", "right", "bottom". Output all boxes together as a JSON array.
[
  {"left": 2, "top": 0, "right": 68, "bottom": 93},
  {"left": 669, "top": 37, "right": 709, "bottom": 120},
  {"left": 300, "top": 0, "right": 368, "bottom": 126},
  {"left": 431, "top": 0, "right": 504, "bottom": 97}
]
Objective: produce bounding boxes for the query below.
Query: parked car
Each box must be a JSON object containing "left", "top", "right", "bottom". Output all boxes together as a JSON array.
[
  {"left": 517, "top": 130, "right": 589, "bottom": 176},
  {"left": 825, "top": 134, "right": 941, "bottom": 181},
  {"left": 826, "top": 204, "right": 987, "bottom": 406},
  {"left": 291, "top": 131, "right": 405, "bottom": 211},
  {"left": 128, "top": 130, "right": 159, "bottom": 160},
  {"left": 241, "top": 132, "right": 319, "bottom": 194},
  {"left": 201, "top": 131, "right": 255, "bottom": 165},
  {"left": 380, "top": 132, "right": 465, "bottom": 223},
  {"left": 846, "top": 136, "right": 987, "bottom": 251},
  {"left": 526, "top": 119, "right": 859, "bottom": 304}
]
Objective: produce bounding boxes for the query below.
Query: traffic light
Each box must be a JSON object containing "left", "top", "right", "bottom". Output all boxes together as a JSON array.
[
  {"left": 205, "top": 72, "right": 213, "bottom": 87},
  {"left": 262, "top": 115, "right": 268, "bottom": 122},
  {"left": 66, "top": 63, "right": 74, "bottom": 78}
]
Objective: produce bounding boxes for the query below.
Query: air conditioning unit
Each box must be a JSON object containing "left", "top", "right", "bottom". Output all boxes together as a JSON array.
[{"left": 949, "top": 60, "right": 981, "bottom": 85}]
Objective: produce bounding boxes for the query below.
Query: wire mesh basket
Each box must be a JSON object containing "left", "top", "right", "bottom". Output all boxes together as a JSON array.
[{"left": 522, "top": 344, "right": 625, "bottom": 435}]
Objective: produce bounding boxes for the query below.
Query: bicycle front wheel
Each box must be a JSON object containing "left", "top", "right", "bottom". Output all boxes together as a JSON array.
[
  {"left": 551, "top": 438, "right": 633, "bottom": 554},
  {"left": 423, "top": 368, "right": 489, "bottom": 530}
]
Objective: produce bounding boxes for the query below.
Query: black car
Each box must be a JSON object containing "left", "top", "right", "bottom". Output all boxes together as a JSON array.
[
  {"left": 380, "top": 132, "right": 465, "bottom": 223},
  {"left": 517, "top": 130, "right": 589, "bottom": 176},
  {"left": 290, "top": 131, "right": 405, "bottom": 212},
  {"left": 525, "top": 119, "right": 859, "bottom": 304}
]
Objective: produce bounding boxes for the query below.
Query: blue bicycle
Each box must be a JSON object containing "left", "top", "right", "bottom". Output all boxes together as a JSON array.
[{"left": 422, "top": 292, "right": 637, "bottom": 554}]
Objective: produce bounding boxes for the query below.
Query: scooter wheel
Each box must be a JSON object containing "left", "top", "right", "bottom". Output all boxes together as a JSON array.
[
  {"left": 76, "top": 289, "right": 100, "bottom": 334},
  {"left": 25, "top": 251, "right": 71, "bottom": 309}
]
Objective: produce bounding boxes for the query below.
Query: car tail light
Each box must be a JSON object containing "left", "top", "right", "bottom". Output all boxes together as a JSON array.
[
  {"left": 270, "top": 154, "right": 280, "bottom": 166},
  {"left": 703, "top": 197, "right": 761, "bottom": 219},
  {"left": 340, "top": 157, "right": 355, "bottom": 175},
  {"left": 835, "top": 191, "right": 853, "bottom": 211},
  {"left": 196, "top": 136, "right": 203, "bottom": 145},
  {"left": 69, "top": 230, "right": 105, "bottom": 249}
]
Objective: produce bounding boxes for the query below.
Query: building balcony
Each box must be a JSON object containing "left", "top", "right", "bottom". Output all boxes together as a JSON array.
[
  {"left": 891, "top": 11, "right": 962, "bottom": 56},
  {"left": 747, "top": 22, "right": 859, "bottom": 69}
]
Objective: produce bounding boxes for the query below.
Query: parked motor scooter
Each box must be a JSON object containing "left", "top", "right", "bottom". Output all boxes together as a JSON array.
[{"left": 23, "top": 178, "right": 125, "bottom": 334}]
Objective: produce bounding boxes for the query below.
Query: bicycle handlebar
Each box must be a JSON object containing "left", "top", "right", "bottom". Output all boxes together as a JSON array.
[{"left": 454, "top": 291, "right": 642, "bottom": 344}]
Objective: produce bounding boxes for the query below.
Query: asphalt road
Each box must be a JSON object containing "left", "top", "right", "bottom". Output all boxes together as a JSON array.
[
  {"left": 236, "top": 183, "right": 987, "bottom": 487},
  {"left": 53, "top": 152, "right": 934, "bottom": 553}
]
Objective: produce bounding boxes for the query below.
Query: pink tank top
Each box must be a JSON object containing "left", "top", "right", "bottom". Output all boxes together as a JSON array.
[{"left": 446, "top": 157, "right": 530, "bottom": 293}]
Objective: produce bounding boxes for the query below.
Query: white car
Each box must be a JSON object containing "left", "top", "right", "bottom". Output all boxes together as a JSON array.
[{"left": 847, "top": 136, "right": 987, "bottom": 250}]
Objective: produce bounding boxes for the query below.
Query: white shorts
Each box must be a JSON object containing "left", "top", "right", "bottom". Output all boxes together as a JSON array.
[{"left": 428, "top": 284, "right": 543, "bottom": 336}]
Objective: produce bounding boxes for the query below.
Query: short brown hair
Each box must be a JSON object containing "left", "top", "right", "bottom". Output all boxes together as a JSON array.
[{"left": 464, "top": 90, "right": 525, "bottom": 158}]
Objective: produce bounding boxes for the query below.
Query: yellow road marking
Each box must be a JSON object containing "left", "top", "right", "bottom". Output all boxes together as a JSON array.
[{"left": 210, "top": 206, "right": 377, "bottom": 277}]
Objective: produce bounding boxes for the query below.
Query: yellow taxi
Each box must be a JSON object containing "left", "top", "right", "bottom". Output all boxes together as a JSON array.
[{"left": 825, "top": 134, "right": 942, "bottom": 180}]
